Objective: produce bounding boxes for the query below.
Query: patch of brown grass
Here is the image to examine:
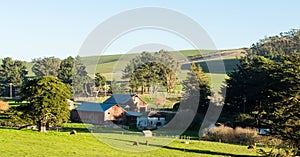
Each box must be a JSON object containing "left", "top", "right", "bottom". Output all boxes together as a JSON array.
[
  {"left": 204, "top": 126, "right": 258, "bottom": 145},
  {"left": 0, "top": 100, "right": 9, "bottom": 111}
]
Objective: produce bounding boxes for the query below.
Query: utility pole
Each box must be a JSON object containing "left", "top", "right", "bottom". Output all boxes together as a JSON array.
[
  {"left": 9, "top": 83, "right": 13, "bottom": 99},
  {"left": 104, "top": 82, "right": 106, "bottom": 97},
  {"left": 242, "top": 95, "right": 247, "bottom": 113}
]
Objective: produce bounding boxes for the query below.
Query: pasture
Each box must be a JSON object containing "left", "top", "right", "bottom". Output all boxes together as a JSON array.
[{"left": 0, "top": 123, "right": 266, "bottom": 157}]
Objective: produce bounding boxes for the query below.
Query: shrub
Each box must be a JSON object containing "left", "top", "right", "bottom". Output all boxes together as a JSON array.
[
  {"left": 256, "top": 136, "right": 283, "bottom": 147},
  {"left": 204, "top": 126, "right": 258, "bottom": 145},
  {"left": 235, "top": 113, "right": 256, "bottom": 127},
  {"left": 257, "top": 148, "right": 295, "bottom": 157}
]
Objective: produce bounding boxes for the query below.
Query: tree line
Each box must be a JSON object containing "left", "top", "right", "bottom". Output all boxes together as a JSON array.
[
  {"left": 122, "top": 50, "right": 179, "bottom": 94},
  {"left": 0, "top": 56, "right": 107, "bottom": 98},
  {"left": 0, "top": 56, "right": 107, "bottom": 132},
  {"left": 224, "top": 29, "right": 299, "bottom": 155}
]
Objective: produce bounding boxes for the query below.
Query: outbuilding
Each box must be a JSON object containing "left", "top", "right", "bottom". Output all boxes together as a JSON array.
[
  {"left": 103, "top": 94, "right": 147, "bottom": 112},
  {"left": 71, "top": 102, "right": 125, "bottom": 124}
]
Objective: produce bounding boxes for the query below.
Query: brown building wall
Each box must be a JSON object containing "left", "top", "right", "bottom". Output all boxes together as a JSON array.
[
  {"left": 76, "top": 111, "right": 104, "bottom": 124},
  {"left": 132, "top": 96, "right": 147, "bottom": 112},
  {"left": 105, "top": 105, "right": 126, "bottom": 121}
]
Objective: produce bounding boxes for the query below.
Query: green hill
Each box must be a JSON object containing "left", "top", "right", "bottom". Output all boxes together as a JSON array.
[
  {"left": 83, "top": 49, "right": 244, "bottom": 77},
  {"left": 81, "top": 49, "right": 244, "bottom": 92}
]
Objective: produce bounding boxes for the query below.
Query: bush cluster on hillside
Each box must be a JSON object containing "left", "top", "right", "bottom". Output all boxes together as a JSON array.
[{"left": 204, "top": 126, "right": 258, "bottom": 145}]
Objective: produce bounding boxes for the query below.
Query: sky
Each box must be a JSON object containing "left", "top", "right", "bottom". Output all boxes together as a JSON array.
[{"left": 0, "top": 0, "right": 299, "bottom": 61}]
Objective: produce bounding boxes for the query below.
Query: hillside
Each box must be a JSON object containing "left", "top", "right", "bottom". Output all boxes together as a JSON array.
[
  {"left": 83, "top": 48, "right": 244, "bottom": 78},
  {"left": 83, "top": 48, "right": 245, "bottom": 92}
]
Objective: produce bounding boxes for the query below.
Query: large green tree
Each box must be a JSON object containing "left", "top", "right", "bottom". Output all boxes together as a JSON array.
[
  {"left": 225, "top": 30, "right": 300, "bottom": 154},
  {"left": 182, "top": 62, "right": 211, "bottom": 113},
  {"left": 58, "top": 56, "right": 75, "bottom": 86},
  {"left": 225, "top": 56, "right": 277, "bottom": 114},
  {"left": 0, "top": 57, "right": 28, "bottom": 96},
  {"left": 155, "top": 50, "right": 179, "bottom": 92},
  {"left": 94, "top": 72, "right": 107, "bottom": 97},
  {"left": 269, "top": 95, "right": 300, "bottom": 156},
  {"left": 20, "top": 76, "right": 71, "bottom": 132},
  {"left": 266, "top": 53, "right": 300, "bottom": 155},
  {"left": 32, "top": 57, "right": 61, "bottom": 77},
  {"left": 72, "top": 56, "right": 93, "bottom": 97},
  {"left": 122, "top": 50, "right": 179, "bottom": 94}
]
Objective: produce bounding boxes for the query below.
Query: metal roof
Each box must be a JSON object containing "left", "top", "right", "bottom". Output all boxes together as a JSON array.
[
  {"left": 126, "top": 111, "right": 143, "bottom": 117},
  {"left": 103, "top": 94, "right": 136, "bottom": 104},
  {"left": 75, "top": 102, "right": 116, "bottom": 112}
]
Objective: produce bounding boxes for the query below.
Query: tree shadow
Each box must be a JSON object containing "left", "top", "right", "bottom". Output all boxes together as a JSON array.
[
  {"left": 181, "top": 58, "right": 239, "bottom": 74},
  {"left": 162, "top": 145, "right": 256, "bottom": 157},
  {"left": 60, "top": 126, "right": 90, "bottom": 133},
  {"left": 0, "top": 126, "right": 19, "bottom": 130},
  {"left": 103, "top": 137, "right": 256, "bottom": 156}
]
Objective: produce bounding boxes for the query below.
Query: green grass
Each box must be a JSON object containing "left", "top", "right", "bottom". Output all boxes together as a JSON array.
[
  {"left": 176, "top": 49, "right": 217, "bottom": 58},
  {"left": 0, "top": 123, "right": 266, "bottom": 157}
]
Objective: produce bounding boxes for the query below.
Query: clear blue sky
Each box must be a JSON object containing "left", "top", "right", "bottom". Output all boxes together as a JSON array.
[{"left": 0, "top": 0, "right": 299, "bottom": 61}]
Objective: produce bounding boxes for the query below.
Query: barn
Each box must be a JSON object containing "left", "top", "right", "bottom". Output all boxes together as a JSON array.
[
  {"left": 71, "top": 102, "right": 126, "bottom": 124},
  {"left": 103, "top": 94, "right": 147, "bottom": 112}
]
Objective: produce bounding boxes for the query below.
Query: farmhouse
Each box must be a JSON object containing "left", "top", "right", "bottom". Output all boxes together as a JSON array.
[
  {"left": 71, "top": 102, "right": 126, "bottom": 124},
  {"left": 103, "top": 94, "right": 147, "bottom": 112},
  {"left": 71, "top": 94, "right": 148, "bottom": 125}
]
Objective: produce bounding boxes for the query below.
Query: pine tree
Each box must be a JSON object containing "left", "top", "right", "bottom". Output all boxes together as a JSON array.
[
  {"left": 20, "top": 76, "right": 71, "bottom": 132},
  {"left": 182, "top": 62, "right": 211, "bottom": 113},
  {"left": 58, "top": 56, "right": 75, "bottom": 86},
  {"left": 0, "top": 57, "right": 28, "bottom": 96}
]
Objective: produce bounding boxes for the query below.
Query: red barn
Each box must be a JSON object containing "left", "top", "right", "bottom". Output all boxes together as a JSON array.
[
  {"left": 71, "top": 102, "right": 125, "bottom": 124},
  {"left": 103, "top": 94, "right": 147, "bottom": 112}
]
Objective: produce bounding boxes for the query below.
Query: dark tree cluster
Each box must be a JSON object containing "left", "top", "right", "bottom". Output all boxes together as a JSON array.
[
  {"left": 225, "top": 29, "right": 300, "bottom": 155},
  {"left": 0, "top": 55, "right": 107, "bottom": 132},
  {"left": 249, "top": 29, "right": 300, "bottom": 60},
  {"left": 122, "top": 50, "right": 179, "bottom": 94},
  {"left": 0, "top": 57, "right": 28, "bottom": 97}
]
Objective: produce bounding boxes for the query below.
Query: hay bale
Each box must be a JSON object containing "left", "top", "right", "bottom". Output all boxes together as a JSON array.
[
  {"left": 70, "top": 130, "right": 77, "bottom": 135},
  {"left": 133, "top": 141, "right": 139, "bottom": 146},
  {"left": 141, "top": 130, "right": 152, "bottom": 137},
  {"left": 247, "top": 145, "right": 256, "bottom": 149}
]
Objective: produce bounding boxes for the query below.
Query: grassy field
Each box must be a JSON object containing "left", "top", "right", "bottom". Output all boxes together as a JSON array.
[{"left": 0, "top": 123, "right": 266, "bottom": 157}]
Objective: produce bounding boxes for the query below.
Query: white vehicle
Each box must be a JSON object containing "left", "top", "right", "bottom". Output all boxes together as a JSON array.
[{"left": 137, "top": 117, "right": 166, "bottom": 130}]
